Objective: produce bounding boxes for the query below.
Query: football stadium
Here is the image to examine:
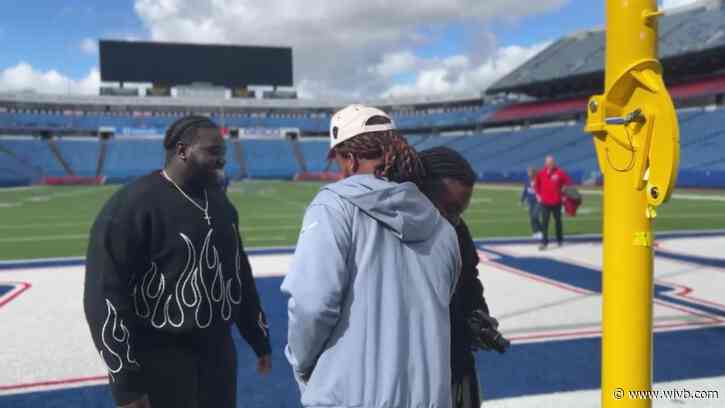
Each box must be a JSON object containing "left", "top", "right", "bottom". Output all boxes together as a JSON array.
[{"left": 1, "top": 1, "right": 724, "bottom": 407}]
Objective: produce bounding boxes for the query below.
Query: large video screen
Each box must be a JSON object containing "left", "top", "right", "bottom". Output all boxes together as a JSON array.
[{"left": 100, "top": 40, "right": 293, "bottom": 87}]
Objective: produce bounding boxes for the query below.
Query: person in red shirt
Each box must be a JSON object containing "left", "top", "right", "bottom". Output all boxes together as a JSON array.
[{"left": 534, "top": 155, "right": 572, "bottom": 250}]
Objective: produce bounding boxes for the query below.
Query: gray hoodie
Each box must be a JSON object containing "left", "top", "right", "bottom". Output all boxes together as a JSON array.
[{"left": 281, "top": 174, "right": 461, "bottom": 408}]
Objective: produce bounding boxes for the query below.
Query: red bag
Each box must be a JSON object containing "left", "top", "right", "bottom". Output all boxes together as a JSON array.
[{"left": 562, "top": 187, "right": 582, "bottom": 216}]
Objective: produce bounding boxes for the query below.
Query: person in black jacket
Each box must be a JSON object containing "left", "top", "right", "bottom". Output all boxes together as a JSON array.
[
  {"left": 418, "top": 147, "right": 494, "bottom": 408},
  {"left": 83, "top": 116, "right": 271, "bottom": 408}
]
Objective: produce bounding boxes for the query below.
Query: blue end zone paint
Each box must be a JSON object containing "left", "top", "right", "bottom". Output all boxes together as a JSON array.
[
  {"left": 481, "top": 248, "right": 725, "bottom": 318},
  {"left": 2, "top": 276, "right": 724, "bottom": 407},
  {"left": 1, "top": 234, "right": 724, "bottom": 406},
  {"left": 0, "top": 285, "right": 13, "bottom": 298},
  {"left": 477, "top": 327, "right": 725, "bottom": 400},
  {"left": 0, "top": 385, "right": 113, "bottom": 408},
  {"left": 656, "top": 250, "right": 725, "bottom": 270},
  {"left": 0, "top": 257, "right": 86, "bottom": 271}
]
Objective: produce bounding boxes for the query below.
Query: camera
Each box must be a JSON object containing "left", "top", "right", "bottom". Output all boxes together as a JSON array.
[{"left": 467, "top": 310, "right": 511, "bottom": 354}]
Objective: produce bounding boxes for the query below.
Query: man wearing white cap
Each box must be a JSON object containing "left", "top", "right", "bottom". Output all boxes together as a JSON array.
[{"left": 282, "top": 104, "right": 461, "bottom": 408}]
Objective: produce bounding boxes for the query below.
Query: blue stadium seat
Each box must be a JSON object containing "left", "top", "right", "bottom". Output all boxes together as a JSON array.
[
  {"left": 241, "top": 139, "right": 298, "bottom": 179},
  {"left": 2, "top": 107, "right": 725, "bottom": 186},
  {"left": 103, "top": 138, "right": 165, "bottom": 182},
  {"left": 0, "top": 137, "right": 65, "bottom": 177},
  {"left": 297, "top": 140, "right": 330, "bottom": 173},
  {"left": 54, "top": 139, "right": 100, "bottom": 177},
  {"left": 0, "top": 106, "right": 498, "bottom": 135}
]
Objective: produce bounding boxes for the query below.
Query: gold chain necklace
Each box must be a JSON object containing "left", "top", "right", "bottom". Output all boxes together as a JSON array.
[{"left": 161, "top": 170, "right": 211, "bottom": 226}]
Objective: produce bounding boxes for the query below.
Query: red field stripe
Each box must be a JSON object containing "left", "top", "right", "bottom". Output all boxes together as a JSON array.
[
  {"left": 0, "top": 282, "right": 31, "bottom": 308},
  {"left": 0, "top": 375, "right": 107, "bottom": 392},
  {"left": 509, "top": 321, "right": 721, "bottom": 343},
  {"left": 655, "top": 280, "right": 725, "bottom": 311},
  {"left": 552, "top": 252, "right": 725, "bottom": 321}
]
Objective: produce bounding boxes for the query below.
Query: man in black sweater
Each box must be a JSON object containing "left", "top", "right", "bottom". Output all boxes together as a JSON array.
[
  {"left": 418, "top": 147, "right": 495, "bottom": 408},
  {"left": 84, "top": 116, "right": 271, "bottom": 408}
]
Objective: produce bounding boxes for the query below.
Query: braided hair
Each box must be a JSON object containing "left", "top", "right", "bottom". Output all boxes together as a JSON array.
[
  {"left": 331, "top": 128, "right": 426, "bottom": 185},
  {"left": 163, "top": 115, "right": 219, "bottom": 161},
  {"left": 418, "top": 146, "right": 476, "bottom": 200}
]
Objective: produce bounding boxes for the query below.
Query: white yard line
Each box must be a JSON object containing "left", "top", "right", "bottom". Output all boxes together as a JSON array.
[
  {"left": 0, "top": 222, "right": 92, "bottom": 230},
  {"left": 6, "top": 211, "right": 725, "bottom": 239},
  {"left": 0, "top": 187, "right": 106, "bottom": 208},
  {"left": 0, "top": 222, "right": 298, "bottom": 232},
  {"left": 31, "top": 188, "right": 106, "bottom": 200},
  {"left": 1, "top": 233, "right": 290, "bottom": 244},
  {"left": 0, "top": 234, "right": 88, "bottom": 243},
  {"left": 241, "top": 225, "right": 299, "bottom": 232},
  {"left": 670, "top": 193, "right": 725, "bottom": 202},
  {"left": 475, "top": 184, "right": 725, "bottom": 201},
  {"left": 0, "top": 186, "right": 39, "bottom": 192},
  {"left": 464, "top": 212, "right": 725, "bottom": 225},
  {"left": 245, "top": 236, "right": 288, "bottom": 243}
]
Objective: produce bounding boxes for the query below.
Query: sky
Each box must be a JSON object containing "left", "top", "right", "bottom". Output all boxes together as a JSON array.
[{"left": 0, "top": 0, "right": 701, "bottom": 99}]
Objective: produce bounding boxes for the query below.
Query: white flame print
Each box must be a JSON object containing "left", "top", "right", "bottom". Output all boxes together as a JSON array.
[
  {"left": 133, "top": 226, "right": 244, "bottom": 328},
  {"left": 257, "top": 312, "right": 270, "bottom": 338},
  {"left": 100, "top": 299, "right": 140, "bottom": 374}
]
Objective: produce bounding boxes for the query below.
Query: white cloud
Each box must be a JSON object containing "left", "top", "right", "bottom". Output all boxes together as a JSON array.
[
  {"left": 660, "top": 0, "right": 700, "bottom": 10},
  {"left": 382, "top": 42, "right": 550, "bottom": 98},
  {"left": 80, "top": 38, "right": 98, "bottom": 55},
  {"left": 0, "top": 1, "right": 565, "bottom": 98},
  {"left": 372, "top": 51, "right": 419, "bottom": 78},
  {"left": 0, "top": 63, "right": 100, "bottom": 95},
  {"left": 133, "top": 0, "right": 567, "bottom": 98}
]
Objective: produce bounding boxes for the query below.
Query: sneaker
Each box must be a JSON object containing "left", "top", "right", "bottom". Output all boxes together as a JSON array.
[{"left": 538, "top": 244, "right": 547, "bottom": 251}]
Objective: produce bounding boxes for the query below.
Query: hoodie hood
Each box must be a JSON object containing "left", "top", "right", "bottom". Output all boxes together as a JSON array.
[{"left": 324, "top": 174, "right": 441, "bottom": 242}]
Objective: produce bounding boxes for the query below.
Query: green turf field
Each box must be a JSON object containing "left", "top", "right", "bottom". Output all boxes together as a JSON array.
[{"left": 1, "top": 181, "right": 725, "bottom": 260}]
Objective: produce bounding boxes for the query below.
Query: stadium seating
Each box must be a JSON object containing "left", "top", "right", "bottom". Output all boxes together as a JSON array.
[
  {"left": 54, "top": 138, "right": 101, "bottom": 177},
  {"left": 391, "top": 105, "right": 497, "bottom": 129},
  {"left": 0, "top": 105, "right": 499, "bottom": 135},
  {"left": 281, "top": 107, "right": 725, "bottom": 186},
  {"left": 102, "top": 138, "right": 165, "bottom": 182},
  {"left": 491, "top": 98, "right": 588, "bottom": 122},
  {"left": 0, "top": 137, "right": 66, "bottom": 178},
  {"left": 297, "top": 140, "right": 331, "bottom": 173},
  {"left": 493, "top": 78, "right": 725, "bottom": 124},
  {"left": 241, "top": 139, "right": 299, "bottom": 179},
  {"left": 1, "top": 106, "right": 725, "bottom": 187},
  {"left": 0, "top": 142, "right": 43, "bottom": 186},
  {"left": 490, "top": 3, "right": 725, "bottom": 94},
  {"left": 660, "top": 6, "right": 725, "bottom": 59},
  {"left": 669, "top": 76, "right": 725, "bottom": 100},
  {"left": 0, "top": 111, "right": 329, "bottom": 134}
]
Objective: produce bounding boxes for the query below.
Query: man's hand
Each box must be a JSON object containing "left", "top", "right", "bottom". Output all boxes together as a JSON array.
[
  {"left": 257, "top": 354, "right": 272, "bottom": 376},
  {"left": 118, "top": 395, "right": 151, "bottom": 408}
]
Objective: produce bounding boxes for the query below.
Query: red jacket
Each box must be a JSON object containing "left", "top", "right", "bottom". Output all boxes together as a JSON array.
[{"left": 534, "top": 167, "right": 572, "bottom": 206}]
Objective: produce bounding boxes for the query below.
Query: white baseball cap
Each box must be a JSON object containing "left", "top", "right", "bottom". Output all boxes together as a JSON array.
[{"left": 329, "top": 104, "right": 396, "bottom": 152}]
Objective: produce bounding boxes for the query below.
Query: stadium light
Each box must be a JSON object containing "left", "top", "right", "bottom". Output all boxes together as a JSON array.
[{"left": 585, "top": 0, "right": 680, "bottom": 407}]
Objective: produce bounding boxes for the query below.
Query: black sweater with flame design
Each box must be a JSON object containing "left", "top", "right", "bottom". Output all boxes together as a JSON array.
[{"left": 83, "top": 171, "right": 270, "bottom": 405}]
